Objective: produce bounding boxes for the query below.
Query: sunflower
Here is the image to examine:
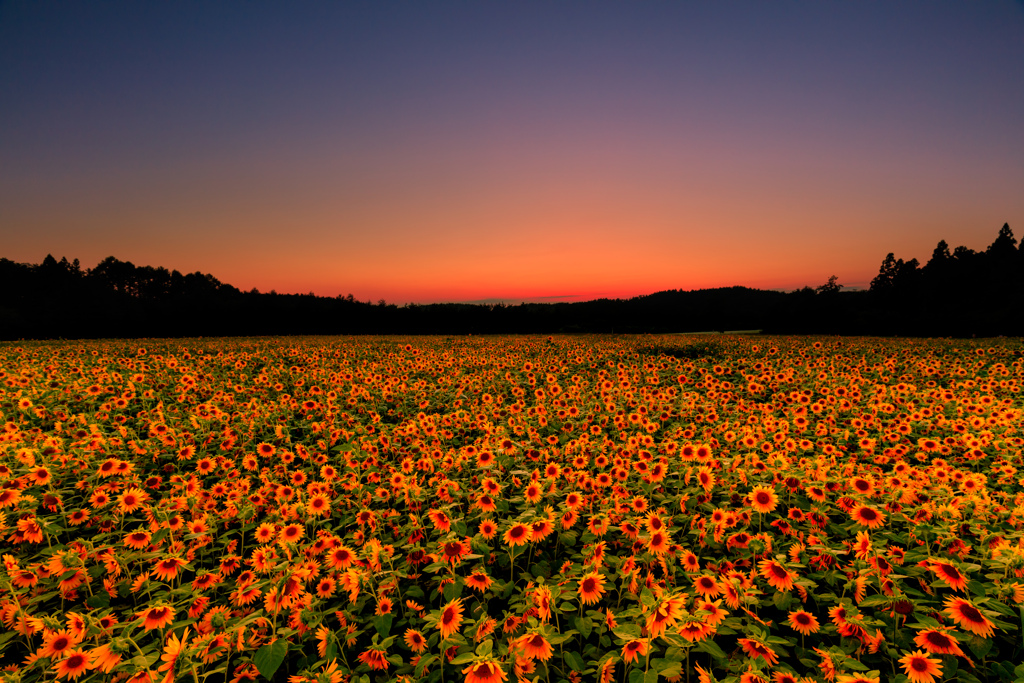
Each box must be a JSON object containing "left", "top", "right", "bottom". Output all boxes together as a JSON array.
[
  {"left": 693, "top": 575, "right": 720, "bottom": 598},
  {"left": 152, "top": 557, "right": 187, "bottom": 582},
  {"left": 647, "top": 530, "right": 670, "bottom": 555},
  {"left": 40, "top": 629, "right": 81, "bottom": 659},
  {"left": 327, "top": 545, "right": 356, "bottom": 569},
  {"left": 680, "top": 551, "right": 701, "bottom": 572},
  {"left": 849, "top": 477, "right": 875, "bottom": 497},
  {"left": 307, "top": 494, "right": 331, "bottom": 517},
  {"left": 53, "top": 649, "right": 89, "bottom": 680},
  {"left": 463, "top": 659, "right": 507, "bottom": 683},
  {"left": 87, "top": 643, "right": 121, "bottom": 673},
  {"left": 429, "top": 510, "right": 452, "bottom": 532},
  {"left": 503, "top": 523, "right": 531, "bottom": 548},
  {"left": 943, "top": 597, "right": 995, "bottom": 638},
  {"left": 531, "top": 519, "right": 554, "bottom": 542},
  {"left": 437, "top": 598, "right": 465, "bottom": 640},
  {"left": 738, "top": 637, "right": 779, "bottom": 666},
  {"left": 929, "top": 561, "right": 968, "bottom": 592},
  {"left": 137, "top": 605, "right": 176, "bottom": 630},
  {"left": 758, "top": 559, "right": 796, "bottom": 592},
  {"left": 279, "top": 523, "right": 304, "bottom": 545},
  {"left": 12, "top": 568, "right": 38, "bottom": 588},
  {"left": 519, "top": 632, "right": 553, "bottom": 661},
  {"left": 677, "top": 618, "right": 711, "bottom": 642},
  {"left": 646, "top": 596, "right": 685, "bottom": 638},
  {"left": 749, "top": 486, "right": 778, "bottom": 514},
  {"left": 441, "top": 539, "right": 471, "bottom": 565},
  {"left": 357, "top": 647, "right": 389, "bottom": 671},
  {"left": 853, "top": 531, "right": 872, "bottom": 560},
  {"left": 622, "top": 639, "right": 648, "bottom": 664},
  {"left": 465, "top": 571, "right": 494, "bottom": 592},
  {"left": 316, "top": 577, "right": 336, "bottom": 598},
  {"left": 805, "top": 485, "right": 828, "bottom": 502},
  {"left": 524, "top": 483, "right": 542, "bottom": 504},
  {"left": 0, "top": 488, "right": 23, "bottom": 508},
  {"left": 695, "top": 598, "right": 728, "bottom": 629},
  {"left": 191, "top": 573, "right": 218, "bottom": 591},
  {"left": 116, "top": 487, "right": 148, "bottom": 514},
  {"left": 404, "top": 629, "right": 427, "bottom": 653},
  {"left": 157, "top": 627, "right": 190, "bottom": 682},
  {"left": 697, "top": 466, "right": 715, "bottom": 492},
  {"left": 479, "top": 519, "right": 498, "bottom": 539},
  {"left": 533, "top": 585, "right": 553, "bottom": 621},
  {"left": 578, "top": 571, "right": 606, "bottom": 605},
  {"left": 913, "top": 628, "right": 965, "bottom": 657},
  {"left": 899, "top": 650, "right": 942, "bottom": 683},
  {"left": 787, "top": 609, "right": 820, "bottom": 636},
  {"left": 851, "top": 505, "right": 885, "bottom": 529}
]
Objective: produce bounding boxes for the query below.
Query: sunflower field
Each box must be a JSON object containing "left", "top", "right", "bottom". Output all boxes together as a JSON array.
[{"left": 1, "top": 335, "right": 1023, "bottom": 683}]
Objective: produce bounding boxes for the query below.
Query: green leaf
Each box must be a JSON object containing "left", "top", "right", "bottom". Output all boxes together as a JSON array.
[
  {"left": 575, "top": 616, "right": 593, "bottom": 640},
  {"left": 476, "top": 639, "right": 494, "bottom": 658},
  {"left": 696, "top": 639, "right": 727, "bottom": 660},
  {"left": 772, "top": 591, "right": 791, "bottom": 610},
  {"left": 444, "top": 581, "right": 463, "bottom": 601},
  {"left": 130, "top": 651, "right": 160, "bottom": 669},
  {"left": 653, "top": 660, "right": 681, "bottom": 678},
  {"left": 86, "top": 592, "right": 110, "bottom": 609},
  {"left": 548, "top": 630, "right": 579, "bottom": 645},
  {"left": 612, "top": 626, "right": 641, "bottom": 640},
  {"left": 416, "top": 655, "right": 438, "bottom": 677},
  {"left": 563, "top": 651, "right": 585, "bottom": 672},
  {"left": 966, "top": 635, "right": 993, "bottom": 660},
  {"left": 253, "top": 639, "right": 288, "bottom": 680},
  {"left": 373, "top": 614, "right": 393, "bottom": 638},
  {"left": 451, "top": 652, "right": 477, "bottom": 665},
  {"left": 644, "top": 668, "right": 659, "bottom": 683}
]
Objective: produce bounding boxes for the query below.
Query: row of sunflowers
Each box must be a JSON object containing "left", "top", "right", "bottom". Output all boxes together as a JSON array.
[{"left": 1, "top": 335, "right": 1023, "bottom": 683}]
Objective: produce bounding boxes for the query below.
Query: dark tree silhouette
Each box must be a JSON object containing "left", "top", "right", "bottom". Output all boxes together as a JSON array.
[{"left": 1, "top": 224, "right": 1021, "bottom": 340}]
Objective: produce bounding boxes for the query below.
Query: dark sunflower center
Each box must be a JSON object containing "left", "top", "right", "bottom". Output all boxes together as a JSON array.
[{"left": 959, "top": 604, "right": 983, "bottom": 621}]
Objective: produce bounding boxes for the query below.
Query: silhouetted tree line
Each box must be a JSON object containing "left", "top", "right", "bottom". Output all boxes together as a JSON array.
[
  {"left": 1, "top": 224, "right": 1020, "bottom": 340},
  {"left": 867, "top": 223, "right": 1024, "bottom": 336}
]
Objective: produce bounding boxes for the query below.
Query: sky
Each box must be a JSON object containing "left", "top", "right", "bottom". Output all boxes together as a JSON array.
[{"left": 2, "top": 1, "right": 1023, "bottom": 304}]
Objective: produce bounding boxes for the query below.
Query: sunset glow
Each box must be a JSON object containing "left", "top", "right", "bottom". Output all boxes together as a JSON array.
[{"left": 2, "top": 2, "right": 1022, "bottom": 303}]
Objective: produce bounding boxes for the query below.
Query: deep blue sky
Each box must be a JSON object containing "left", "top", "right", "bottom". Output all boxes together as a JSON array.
[{"left": 2, "top": 1, "right": 1022, "bottom": 302}]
